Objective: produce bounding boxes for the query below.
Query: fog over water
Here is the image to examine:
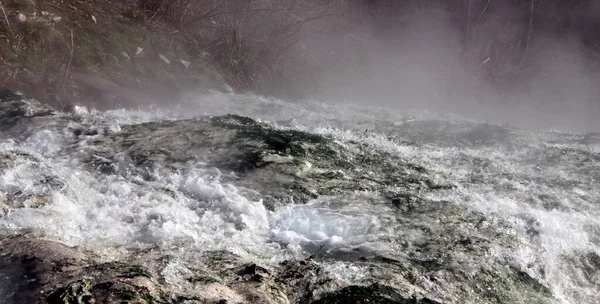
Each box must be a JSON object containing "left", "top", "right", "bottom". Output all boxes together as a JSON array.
[{"left": 270, "top": 1, "right": 600, "bottom": 133}]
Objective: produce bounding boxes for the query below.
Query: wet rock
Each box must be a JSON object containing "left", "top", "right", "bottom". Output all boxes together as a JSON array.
[
  {"left": 0, "top": 92, "right": 562, "bottom": 304},
  {"left": 0, "top": 90, "right": 65, "bottom": 139},
  {"left": 0, "top": 151, "right": 66, "bottom": 216},
  {"left": 236, "top": 263, "right": 270, "bottom": 282},
  {"left": 0, "top": 90, "right": 56, "bottom": 122},
  {"left": 0, "top": 236, "right": 88, "bottom": 304},
  {"left": 0, "top": 236, "right": 170, "bottom": 304},
  {"left": 274, "top": 258, "right": 325, "bottom": 303},
  {"left": 84, "top": 114, "right": 440, "bottom": 206},
  {"left": 311, "top": 283, "right": 440, "bottom": 304}
]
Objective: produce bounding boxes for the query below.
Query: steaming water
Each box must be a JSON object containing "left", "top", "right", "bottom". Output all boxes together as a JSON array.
[{"left": 1, "top": 91, "right": 599, "bottom": 303}]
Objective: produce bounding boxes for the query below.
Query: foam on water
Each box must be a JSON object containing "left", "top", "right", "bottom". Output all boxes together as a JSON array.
[
  {"left": 0, "top": 110, "right": 391, "bottom": 261},
  {"left": 1, "top": 91, "right": 599, "bottom": 302},
  {"left": 269, "top": 196, "right": 396, "bottom": 256},
  {"left": 413, "top": 133, "right": 600, "bottom": 303},
  {"left": 0, "top": 154, "right": 273, "bottom": 257},
  {"left": 183, "top": 92, "right": 600, "bottom": 302}
]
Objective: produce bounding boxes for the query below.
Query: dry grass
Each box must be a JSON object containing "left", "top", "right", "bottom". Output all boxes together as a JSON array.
[
  {"left": 1, "top": 0, "right": 600, "bottom": 106},
  {"left": 137, "top": 0, "right": 334, "bottom": 95}
]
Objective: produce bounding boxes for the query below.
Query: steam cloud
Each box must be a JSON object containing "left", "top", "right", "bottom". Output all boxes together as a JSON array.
[{"left": 279, "top": 1, "right": 600, "bottom": 133}]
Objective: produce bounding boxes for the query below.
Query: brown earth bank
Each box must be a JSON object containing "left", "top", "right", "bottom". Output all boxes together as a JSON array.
[{"left": 0, "top": 0, "right": 232, "bottom": 111}]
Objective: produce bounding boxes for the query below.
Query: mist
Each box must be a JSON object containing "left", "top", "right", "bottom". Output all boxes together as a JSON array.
[
  {"left": 280, "top": 1, "right": 600, "bottom": 133},
  {"left": 49, "top": 0, "right": 600, "bottom": 133}
]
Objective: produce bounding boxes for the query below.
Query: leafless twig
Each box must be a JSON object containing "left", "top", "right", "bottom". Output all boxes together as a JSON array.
[
  {"left": 521, "top": 0, "right": 534, "bottom": 67},
  {"left": 0, "top": 1, "right": 13, "bottom": 37},
  {"left": 475, "top": 0, "right": 493, "bottom": 26},
  {"left": 60, "top": 29, "right": 75, "bottom": 96}
]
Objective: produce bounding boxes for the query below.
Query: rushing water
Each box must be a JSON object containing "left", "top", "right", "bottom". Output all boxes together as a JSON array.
[{"left": 0, "top": 91, "right": 599, "bottom": 303}]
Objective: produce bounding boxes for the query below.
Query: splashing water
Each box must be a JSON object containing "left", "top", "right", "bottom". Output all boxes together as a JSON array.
[{"left": 1, "top": 91, "right": 599, "bottom": 303}]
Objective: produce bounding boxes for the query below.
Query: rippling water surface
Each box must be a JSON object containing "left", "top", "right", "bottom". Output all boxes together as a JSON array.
[{"left": 1, "top": 91, "right": 599, "bottom": 303}]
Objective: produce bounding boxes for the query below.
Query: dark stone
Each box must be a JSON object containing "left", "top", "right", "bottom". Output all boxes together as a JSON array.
[
  {"left": 311, "top": 283, "right": 440, "bottom": 304},
  {"left": 0, "top": 93, "right": 565, "bottom": 304}
]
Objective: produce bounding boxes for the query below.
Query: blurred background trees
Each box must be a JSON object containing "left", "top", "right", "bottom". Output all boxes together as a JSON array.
[{"left": 137, "top": 0, "right": 600, "bottom": 103}]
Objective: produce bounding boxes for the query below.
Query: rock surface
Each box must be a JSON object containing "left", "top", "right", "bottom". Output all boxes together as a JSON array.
[{"left": 0, "top": 91, "right": 563, "bottom": 303}]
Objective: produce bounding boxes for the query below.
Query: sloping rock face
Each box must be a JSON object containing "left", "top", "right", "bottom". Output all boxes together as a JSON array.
[{"left": 0, "top": 91, "right": 558, "bottom": 303}]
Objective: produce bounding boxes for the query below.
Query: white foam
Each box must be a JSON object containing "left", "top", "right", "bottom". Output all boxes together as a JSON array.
[
  {"left": 269, "top": 197, "right": 394, "bottom": 255},
  {"left": 1, "top": 135, "right": 273, "bottom": 256},
  {"left": 0, "top": 92, "right": 598, "bottom": 303},
  {"left": 321, "top": 261, "right": 369, "bottom": 282}
]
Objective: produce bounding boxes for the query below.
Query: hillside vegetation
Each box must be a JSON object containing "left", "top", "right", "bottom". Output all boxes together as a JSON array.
[{"left": 1, "top": 0, "right": 599, "bottom": 110}]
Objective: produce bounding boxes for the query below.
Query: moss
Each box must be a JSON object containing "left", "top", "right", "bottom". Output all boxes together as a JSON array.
[
  {"left": 116, "top": 290, "right": 137, "bottom": 300},
  {"left": 211, "top": 114, "right": 260, "bottom": 128},
  {"left": 213, "top": 114, "right": 336, "bottom": 159},
  {"left": 99, "top": 281, "right": 169, "bottom": 304},
  {"left": 143, "top": 293, "right": 170, "bottom": 304},
  {"left": 266, "top": 285, "right": 289, "bottom": 304},
  {"left": 187, "top": 275, "right": 221, "bottom": 285},
  {"left": 118, "top": 264, "right": 154, "bottom": 279},
  {"left": 87, "top": 262, "right": 154, "bottom": 280},
  {"left": 91, "top": 262, "right": 154, "bottom": 279},
  {"left": 48, "top": 279, "right": 169, "bottom": 304},
  {"left": 510, "top": 268, "right": 551, "bottom": 295},
  {"left": 311, "top": 283, "right": 431, "bottom": 304},
  {"left": 468, "top": 265, "right": 553, "bottom": 304},
  {"left": 47, "top": 281, "right": 94, "bottom": 304}
]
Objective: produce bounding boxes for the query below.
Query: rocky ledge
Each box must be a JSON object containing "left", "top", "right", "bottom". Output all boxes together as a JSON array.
[{"left": 0, "top": 90, "right": 557, "bottom": 303}]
